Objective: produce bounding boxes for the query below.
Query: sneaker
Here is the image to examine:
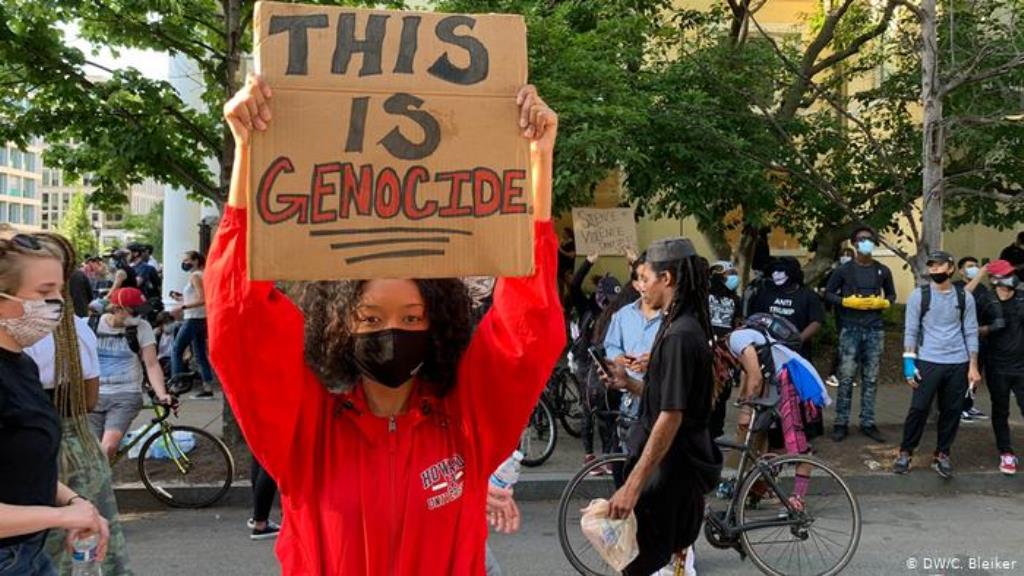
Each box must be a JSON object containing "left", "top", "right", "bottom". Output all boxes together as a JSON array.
[
  {"left": 932, "top": 453, "right": 954, "bottom": 479},
  {"left": 251, "top": 522, "right": 281, "bottom": 541},
  {"left": 960, "top": 411, "right": 974, "bottom": 423},
  {"left": 893, "top": 452, "right": 911, "bottom": 474},
  {"left": 191, "top": 389, "right": 215, "bottom": 400},
  {"left": 967, "top": 407, "right": 989, "bottom": 420},
  {"left": 825, "top": 375, "right": 839, "bottom": 388},
  {"left": 247, "top": 519, "right": 281, "bottom": 530},
  {"left": 999, "top": 453, "right": 1018, "bottom": 475},
  {"left": 860, "top": 425, "right": 886, "bottom": 443},
  {"left": 831, "top": 425, "right": 848, "bottom": 442}
]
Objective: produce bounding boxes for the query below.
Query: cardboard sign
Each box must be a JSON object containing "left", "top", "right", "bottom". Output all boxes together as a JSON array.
[
  {"left": 248, "top": 1, "right": 532, "bottom": 280},
  {"left": 572, "top": 208, "right": 638, "bottom": 256}
]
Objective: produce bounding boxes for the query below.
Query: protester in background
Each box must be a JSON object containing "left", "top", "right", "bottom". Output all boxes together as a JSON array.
[
  {"left": 25, "top": 233, "right": 133, "bottom": 575},
  {"left": 823, "top": 226, "right": 896, "bottom": 443},
  {"left": 822, "top": 247, "right": 856, "bottom": 388},
  {"left": 247, "top": 458, "right": 281, "bottom": 541},
  {"left": 127, "top": 244, "right": 161, "bottom": 303},
  {"left": 707, "top": 260, "right": 741, "bottom": 440},
  {"left": 0, "top": 231, "right": 110, "bottom": 575},
  {"left": 108, "top": 249, "right": 136, "bottom": 294},
  {"left": 955, "top": 256, "right": 998, "bottom": 422},
  {"left": 604, "top": 253, "right": 663, "bottom": 463},
  {"left": 607, "top": 238, "right": 721, "bottom": 576},
  {"left": 980, "top": 260, "right": 1024, "bottom": 475},
  {"left": 748, "top": 256, "right": 827, "bottom": 439},
  {"left": 208, "top": 77, "right": 563, "bottom": 574},
  {"left": 558, "top": 227, "right": 577, "bottom": 302},
  {"left": 142, "top": 245, "right": 161, "bottom": 273},
  {"left": 998, "top": 231, "right": 1024, "bottom": 283},
  {"left": 90, "top": 287, "right": 173, "bottom": 461},
  {"left": 894, "top": 251, "right": 981, "bottom": 479},
  {"left": 169, "top": 251, "right": 215, "bottom": 399}
]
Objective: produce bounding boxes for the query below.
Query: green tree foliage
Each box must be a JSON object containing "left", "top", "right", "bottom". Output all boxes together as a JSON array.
[
  {"left": 57, "top": 193, "right": 97, "bottom": 262},
  {"left": 124, "top": 201, "right": 164, "bottom": 258}
]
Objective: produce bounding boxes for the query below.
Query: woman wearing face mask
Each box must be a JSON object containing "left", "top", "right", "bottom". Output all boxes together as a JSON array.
[
  {"left": 168, "top": 251, "right": 215, "bottom": 399},
  {"left": 708, "top": 261, "right": 741, "bottom": 340},
  {"left": 89, "top": 287, "right": 174, "bottom": 462},
  {"left": 207, "top": 76, "right": 563, "bottom": 575},
  {"left": 0, "top": 233, "right": 110, "bottom": 575}
]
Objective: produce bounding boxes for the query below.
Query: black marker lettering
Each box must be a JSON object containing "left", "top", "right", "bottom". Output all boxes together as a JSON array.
[
  {"left": 379, "top": 93, "right": 441, "bottom": 160},
  {"left": 346, "top": 97, "right": 370, "bottom": 152},
  {"left": 428, "top": 16, "right": 489, "bottom": 85},
  {"left": 268, "top": 14, "right": 330, "bottom": 75},
  {"left": 332, "top": 13, "right": 388, "bottom": 77},
  {"left": 394, "top": 16, "right": 421, "bottom": 74}
]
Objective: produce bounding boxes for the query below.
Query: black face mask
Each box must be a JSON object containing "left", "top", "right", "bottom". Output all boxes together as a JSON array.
[
  {"left": 181, "top": 262, "right": 194, "bottom": 272},
  {"left": 352, "top": 329, "right": 431, "bottom": 389},
  {"left": 929, "top": 272, "right": 952, "bottom": 284}
]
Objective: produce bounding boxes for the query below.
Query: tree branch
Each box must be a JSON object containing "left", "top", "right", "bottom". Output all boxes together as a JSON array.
[
  {"left": 946, "top": 187, "right": 1024, "bottom": 203},
  {"left": 811, "top": 0, "right": 900, "bottom": 75},
  {"left": 941, "top": 53, "right": 1024, "bottom": 96}
]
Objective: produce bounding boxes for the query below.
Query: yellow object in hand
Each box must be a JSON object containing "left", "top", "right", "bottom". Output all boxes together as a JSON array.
[{"left": 842, "top": 295, "right": 890, "bottom": 310}]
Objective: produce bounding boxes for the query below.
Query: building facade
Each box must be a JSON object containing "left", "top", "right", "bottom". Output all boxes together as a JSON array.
[{"left": 0, "top": 140, "right": 44, "bottom": 231}]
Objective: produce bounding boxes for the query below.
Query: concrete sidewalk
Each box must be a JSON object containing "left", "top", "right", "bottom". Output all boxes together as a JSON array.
[{"left": 113, "top": 380, "right": 1024, "bottom": 510}]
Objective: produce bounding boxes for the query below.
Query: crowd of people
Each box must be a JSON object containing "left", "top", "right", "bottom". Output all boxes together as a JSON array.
[{"left": 2, "top": 67, "right": 1023, "bottom": 576}]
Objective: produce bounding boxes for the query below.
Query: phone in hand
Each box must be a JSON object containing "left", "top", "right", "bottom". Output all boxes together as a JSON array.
[{"left": 587, "top": 345, "right": 614, "bottom": 380}]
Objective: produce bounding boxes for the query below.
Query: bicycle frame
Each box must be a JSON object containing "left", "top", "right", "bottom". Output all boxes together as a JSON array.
[
  {"left": 710, "top": 406, "right": 806, "bottom": 540},
  {"left": 110, "top": 403, "right": 194, "bottom": 476}
]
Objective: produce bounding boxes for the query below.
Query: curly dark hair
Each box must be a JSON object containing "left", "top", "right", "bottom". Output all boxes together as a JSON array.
[{"left": 289, "top": 279, "right": 474, "bottom": 396}]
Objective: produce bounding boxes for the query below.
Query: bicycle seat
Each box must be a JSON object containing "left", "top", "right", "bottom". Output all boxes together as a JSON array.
[{"left": 738, "top": 395, "right": 780, "bottom": 410}]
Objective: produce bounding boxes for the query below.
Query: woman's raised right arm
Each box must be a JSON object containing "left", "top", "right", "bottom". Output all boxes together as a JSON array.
[{"left": 206, "top": 76, "right": 323, "bottom": 484}]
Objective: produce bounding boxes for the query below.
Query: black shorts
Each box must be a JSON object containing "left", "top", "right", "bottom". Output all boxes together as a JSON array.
[{"left": 622, "top": 460, "right": 705, "bottom": 576}]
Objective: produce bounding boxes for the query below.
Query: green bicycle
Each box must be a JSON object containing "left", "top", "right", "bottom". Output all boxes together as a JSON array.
[{"left": 111, "top": 394, "right": 235, "bottom": 509}]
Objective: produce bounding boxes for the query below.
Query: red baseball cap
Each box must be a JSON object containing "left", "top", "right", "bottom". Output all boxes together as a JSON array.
[
  {"left": 108, "top": 287, "right": 146, "bottom": 308},
  {"left": 987, "top": 259, "right": 1015, "bottom": 277}
]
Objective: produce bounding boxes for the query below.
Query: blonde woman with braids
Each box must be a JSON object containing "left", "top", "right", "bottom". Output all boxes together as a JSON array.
[
  {"left": 0, "top": 232, "right": 109, "bottom": 576},
  {"left": 25, "top": 233, "right": 132, "bottom": 575}
]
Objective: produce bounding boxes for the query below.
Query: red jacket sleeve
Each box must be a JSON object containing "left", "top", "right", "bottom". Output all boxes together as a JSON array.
[
  {"left": 455, "top": 220, "right": 566, "bottom": 478},
  {"left": 205, "top": 207, "right": 325, "bottom": 487}
]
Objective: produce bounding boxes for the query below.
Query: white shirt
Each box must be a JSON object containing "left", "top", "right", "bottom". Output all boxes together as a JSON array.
[{"left": 25, "top": 316, "right": 101, "bottom": 389}]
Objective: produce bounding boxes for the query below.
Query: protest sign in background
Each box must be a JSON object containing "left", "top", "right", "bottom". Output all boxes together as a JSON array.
[
  {"left": 248, "top": 1, "right": 532, "bottom": 280},
  {"left": 571, "top": 208, "right": 638, "bottom": 256}
]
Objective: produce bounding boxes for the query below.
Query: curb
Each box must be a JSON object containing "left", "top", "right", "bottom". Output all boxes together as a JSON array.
[{"left": 114, "top": 470, "right": 1020, "bottom": 512}]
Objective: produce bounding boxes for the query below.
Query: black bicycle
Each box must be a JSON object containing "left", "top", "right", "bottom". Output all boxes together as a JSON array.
[
  {"left": 704, "top": 396, "right": 861, "bottom": 576},
  {"left": 547, "top": 363, "right": 585, "bottom": 438},
  {"left": 520, "top": 396, "right": 558, "bottom": 466}
]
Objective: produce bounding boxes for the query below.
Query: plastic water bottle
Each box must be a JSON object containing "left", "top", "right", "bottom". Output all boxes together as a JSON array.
[
  {"left": 71, "top": 534, "right": 102, "bottom": 576},
  {"left": 489, "top": 451, "right": 524, "bottom": 489}
]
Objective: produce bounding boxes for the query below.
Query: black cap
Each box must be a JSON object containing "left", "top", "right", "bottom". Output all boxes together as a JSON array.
[
  {"left": 926, "top": 250, "right": 955, "bottom": 266},
  {"left": 647, "top": 237, "right": 697, "bottom": 263}
]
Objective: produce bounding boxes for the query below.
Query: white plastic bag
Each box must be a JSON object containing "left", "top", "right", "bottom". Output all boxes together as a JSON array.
[{"left": 580, "top": 498, "right": 640, "bottom": 571}]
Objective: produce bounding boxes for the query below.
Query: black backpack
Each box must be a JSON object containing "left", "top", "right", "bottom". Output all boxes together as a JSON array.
[
  {"left": 743, "top": 313, "right": 804, "bottom": 351},
  {"left": 88, "top": 315, "right": 148, "bottom": 385}
]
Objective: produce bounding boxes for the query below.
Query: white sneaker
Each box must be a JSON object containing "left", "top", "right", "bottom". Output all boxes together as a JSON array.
[
  {"left": 652, "top": 547, "right": 696, "bottom": 576},
  {"left": 999, "top": 453, "right": 1018, "bottom": 475},
  {"left": 247, "top": 518, "right": 281, "bottom": 530},
  {"left": 825, "top": 375, "right": 839, "bottom": 388}
]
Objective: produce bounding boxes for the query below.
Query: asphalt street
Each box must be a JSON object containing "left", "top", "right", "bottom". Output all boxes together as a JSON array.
[{"left": 123, "top": 493, "right": 1024, "bottom": 575}]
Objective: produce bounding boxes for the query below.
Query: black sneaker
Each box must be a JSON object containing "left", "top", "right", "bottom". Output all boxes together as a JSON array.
[
  {"left": 191, "top": 389, "right": 215, "bottom": 400},
  {"left": 967, "top": 407, "right": 989, "bottom": 420},
  {"left": 932, "top": 454, "right": 954, "bottom": 479},
  {"left": 860, "top": 425, "right": 886, "bottom": 443},
  {"left": 831, "top": 425, "right": 848, "bottom": 442},
  {"left": 893, "top": 452, "right": 911, "bottom": 474},
  {"left": 250, "top": 522, "right": 281, "bottom": 541}
]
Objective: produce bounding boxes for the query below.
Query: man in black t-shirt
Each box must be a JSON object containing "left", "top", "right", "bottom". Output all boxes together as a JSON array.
[
  {"left": 749, "top": 257, "right": 825, "bottom": 357},
  {"left": 823, "top": 226, "right": 896, "bottom": 443},
  {"left": 607, "top": 238, "right": 721, "bottom": 576},
  {"left": 998, "top": 231, "right": 1024, "bottom": 283}
]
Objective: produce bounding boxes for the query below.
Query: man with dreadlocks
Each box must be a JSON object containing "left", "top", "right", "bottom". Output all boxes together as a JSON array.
[
  {"left": 25, "top": 233, "right": 132, "bottom": 575},
  {"left": 608, "top": 238, "right": 723, "bottom": 576}
]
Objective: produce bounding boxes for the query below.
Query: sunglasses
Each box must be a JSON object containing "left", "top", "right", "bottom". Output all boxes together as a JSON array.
[{"left": 6, "top": 234, "right": 42, "bottom": 250}]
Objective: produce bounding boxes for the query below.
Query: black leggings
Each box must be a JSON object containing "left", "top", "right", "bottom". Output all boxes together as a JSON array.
[{"left": 251, "top": 458, "right": 279, "bottom": 523}]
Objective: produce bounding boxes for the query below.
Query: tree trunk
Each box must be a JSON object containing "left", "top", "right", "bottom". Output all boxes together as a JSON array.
[
  {"left": 803, "top": 224, "right": 849, "bottom": 286},
  {"left": 699, "top": 225, "right": 733, "bottom": 262},
  {"left": 919, "top": 0, "right": 943, "bottom": 279}
]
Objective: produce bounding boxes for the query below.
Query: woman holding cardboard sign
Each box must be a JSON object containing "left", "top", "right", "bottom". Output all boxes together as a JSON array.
[{"left": 207, "top": 74, "right": 563, "bottom": 575}]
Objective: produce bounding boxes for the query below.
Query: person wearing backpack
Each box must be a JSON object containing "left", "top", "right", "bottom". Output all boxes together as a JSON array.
[
  {"left": 954, "top": 256, "right": 1001, "bottom": 422},
  {"left": 88, "top": 287, "right": 173, "bottom": 462},
  {"left": 980, "top": 260, "right": 1024, "bottom": 475},
  {"left": 894, "top": 251, "right": 982, "bottom": 479},
  {"left": 823, "top": 226, "right": 896, "bottom": 443}
]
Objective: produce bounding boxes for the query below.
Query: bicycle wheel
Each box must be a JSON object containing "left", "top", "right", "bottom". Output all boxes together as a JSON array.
[
  {"left": 557, "top": 453, "right": 628, "bottom": 576},
  {"left": 737, "top": 454, "right": 861, "bottom": 576},
  {"left": 138, "top": 425, "right": 235, "bottom": 508},
  {"left": 519, "top": 396, "right": 557, "bottom": 467},
  {"left": 558, "top": 371, "right": 584, "bottom": 438}
]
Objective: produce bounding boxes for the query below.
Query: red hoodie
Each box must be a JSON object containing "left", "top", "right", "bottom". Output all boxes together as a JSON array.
[{"left": 205, "top": 207, "right": 565, "bottom": 575}]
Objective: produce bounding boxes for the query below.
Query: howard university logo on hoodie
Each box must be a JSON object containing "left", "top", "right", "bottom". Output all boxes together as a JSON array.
[{"left": 420, "top": 454, "right": 466, "bottom": 510}]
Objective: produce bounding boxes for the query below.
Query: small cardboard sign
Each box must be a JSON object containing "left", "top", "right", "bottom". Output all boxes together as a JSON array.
[
  {"left": 248, "top": 1, "right": 532, "bottom": 280},
  {"left": 572, "top": 208, "right": 638, "bottom": 256}
]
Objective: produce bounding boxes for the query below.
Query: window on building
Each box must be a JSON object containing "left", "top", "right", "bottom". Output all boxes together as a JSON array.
[
  {"left": 10, "top": 149, "right": 22, "bottom": 171},
  {"left": 8, "top": 176, "right": 19, "bottom": 197},
  {"left": 42, "top": 192, "right": 49, "bottom": 204},
  {"left": 0, "top": 202, "right": 6, "bottom": 223},
  {"left": 22, "top": 205, "right": 34, "bottom": 225},
  {"left": 42, "top": 212, "right": 48, "bottom": 221},
  {"left": 24, "top": 179, "right": 35, "bottom": 199},
  {"left": 83, "top": 174, "right": 95, "bottom": 187},
  {"left": 8, "top": 204, "right": 20, "bottom": 224},
  {"left": 42, "top": 169, "right": 50, "bottom": 187},
  {"left": 91, "top": 212, "right": 99, "bottom": 223},
  {"left": 0, "top": 174, "right": 5, "bottom": 195},
  {"left": 25, "top": 152, "right": 35, "bottom": 172},
  {"left": 0, "top": 147, "right": 7, "bottom": 167}
]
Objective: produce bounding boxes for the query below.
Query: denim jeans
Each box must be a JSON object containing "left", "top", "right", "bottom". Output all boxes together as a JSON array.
[
  {"left": 834, "top": 326, "right": 884, "bottom": 427},
  {"left": 171, "top": 318, "right": 214, "bottom": 383},
  {"left": 0, "top": 533, "right": 57, "bottom": 576},
  {"left": 485, "top": 543, "right": 502, "bottom": 576}
]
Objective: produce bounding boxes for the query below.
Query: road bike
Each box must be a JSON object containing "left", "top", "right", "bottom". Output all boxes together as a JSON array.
[{"left": 111, "top": 393, "right": 235, "bottom": 508}]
